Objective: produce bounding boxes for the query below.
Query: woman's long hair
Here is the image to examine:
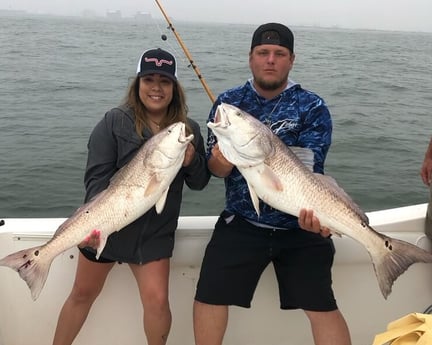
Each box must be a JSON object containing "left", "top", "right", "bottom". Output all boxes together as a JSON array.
[{"left": 123, "top": 76, "right": 191, "bottom": 138}]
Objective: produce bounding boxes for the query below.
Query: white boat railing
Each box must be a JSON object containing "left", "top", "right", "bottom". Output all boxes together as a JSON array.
[{"left": 0, "top": 203, "right": 431, "bottom": 345}]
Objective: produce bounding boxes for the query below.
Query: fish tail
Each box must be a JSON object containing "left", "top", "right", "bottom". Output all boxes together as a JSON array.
[
  {"left": 0, "top": 245, "right": 53, "bottom": 301},
  {"left": 370, "top": 234, "right": 432, "bottom": 299}
]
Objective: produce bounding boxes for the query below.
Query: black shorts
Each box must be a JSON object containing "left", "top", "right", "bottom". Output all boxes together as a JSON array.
[
  {"left": 78, "top": 225, "right": 175, "bottom": 265},
  {"left": 195, "top": 211, "right": 337, "bottom": 311},
  {"left": 79, "top": 247, "right": 116, "bottom": 263}
]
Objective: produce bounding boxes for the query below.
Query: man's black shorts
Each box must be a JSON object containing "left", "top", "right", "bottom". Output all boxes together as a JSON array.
[{"left": 195, "top": 211, "right": 338, "bottom": 311}]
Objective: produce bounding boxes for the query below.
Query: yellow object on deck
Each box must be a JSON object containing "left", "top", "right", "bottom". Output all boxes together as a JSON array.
[{"left": 373, "top": 313, "right": 432, "bottom": 345}]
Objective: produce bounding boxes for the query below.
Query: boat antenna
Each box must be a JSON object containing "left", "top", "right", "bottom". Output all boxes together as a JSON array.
[{"left": 154, "top": 0, "right": 215, "bottom": 103}]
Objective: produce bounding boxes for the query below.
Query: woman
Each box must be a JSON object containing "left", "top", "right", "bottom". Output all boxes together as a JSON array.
[{"left": 52, "top": 48, "right": 210, "bottom": 345}]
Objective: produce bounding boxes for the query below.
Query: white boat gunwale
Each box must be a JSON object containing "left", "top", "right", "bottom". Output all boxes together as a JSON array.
[{"left": 1, "top": 203, "right": 431, "bottom": 345}]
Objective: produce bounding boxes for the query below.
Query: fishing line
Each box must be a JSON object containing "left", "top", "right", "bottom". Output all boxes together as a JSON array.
[
  {"left": 154, "top": 0, "right": 216, "bottom": 103},
  {"left": 149, "top": 12, "right": 194, "bottom": 75},
  {"left": 150, "top": 14, "right": 186, "bottom": 65}
]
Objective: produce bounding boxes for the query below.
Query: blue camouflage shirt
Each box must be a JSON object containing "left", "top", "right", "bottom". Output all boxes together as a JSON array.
[{"left": 207, "top": 79, "right": 332, "bottom": 229}]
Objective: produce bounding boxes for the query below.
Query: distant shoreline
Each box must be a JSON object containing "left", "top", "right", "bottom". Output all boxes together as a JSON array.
[{"left": 1, "top": 8, "right": 431, "bottom": 35}]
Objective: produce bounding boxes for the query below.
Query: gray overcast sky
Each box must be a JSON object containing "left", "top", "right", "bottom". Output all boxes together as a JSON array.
[{"left": 3, "top": 0, "right": 432, "bottom": 32}]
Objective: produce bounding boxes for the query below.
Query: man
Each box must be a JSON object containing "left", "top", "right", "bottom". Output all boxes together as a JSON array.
[
  {"left": 193, "top": 23, "right": 351, "bottom": 345},
  {"left": 421, "top": 137, "right": 432, "bottom": 238}
]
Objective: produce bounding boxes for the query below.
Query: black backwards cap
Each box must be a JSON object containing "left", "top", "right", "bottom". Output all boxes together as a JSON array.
[
  {"left": 251, "top": 23, "right": 294, "bottom": 53},
  {"left": 136, "top": 48, "right": 177, "bottom": 81}
]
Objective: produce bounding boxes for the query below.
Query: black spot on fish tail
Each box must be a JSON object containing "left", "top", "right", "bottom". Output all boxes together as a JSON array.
[
  {"left": 18, "top": 259, "right": 33, "bottom": 272},
  {"left": 0, "top": 245, "right": 52, "bottom": 300},
  {"left": 385, "top": 240, "right": 393, "bottom": 251}
]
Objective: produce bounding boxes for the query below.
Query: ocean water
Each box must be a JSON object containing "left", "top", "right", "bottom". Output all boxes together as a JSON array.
[{"left": 0, "top": 14, "right": 431, "bottom": 218}]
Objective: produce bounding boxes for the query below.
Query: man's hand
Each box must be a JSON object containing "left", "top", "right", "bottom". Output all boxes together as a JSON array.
[
  {"left": 208, "top": 144, "right": 234, "bottom": 177},
  {"left": 298, "top": 209, "right": 331, "bottom": 237}
]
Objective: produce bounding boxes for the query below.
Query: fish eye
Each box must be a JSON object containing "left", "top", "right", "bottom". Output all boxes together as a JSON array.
[{"left": 235, "top": 111, "right": 242, "bottom": 117}]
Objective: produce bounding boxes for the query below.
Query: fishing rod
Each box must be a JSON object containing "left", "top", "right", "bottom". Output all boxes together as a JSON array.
[{"left": 154, "top": 0, "right": 216, "bottom": 103}]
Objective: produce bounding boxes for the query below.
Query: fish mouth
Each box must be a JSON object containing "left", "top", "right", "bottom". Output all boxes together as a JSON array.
[
  {"left": 212, "top": 103, "right": 258, "bottom": 147},
  {"left": 178, "top": 122, "right": 194, "bottom": 143},
  {"left": 212, "top": 104, "right": 230, "bottom": 128}
]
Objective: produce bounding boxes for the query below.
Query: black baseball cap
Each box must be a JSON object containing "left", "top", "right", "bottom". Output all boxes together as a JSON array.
[
  {"left": 251, "top": 23, "right": 294, "bottom": 53},
  {"left": 136, "top": 48, "right": 177, "bottom": 81}
]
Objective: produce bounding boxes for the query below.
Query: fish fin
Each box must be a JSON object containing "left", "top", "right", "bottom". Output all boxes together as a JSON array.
[
  {"left": 0, "top": 245, "right": 53, "bottom": 301},
  {"left": 315, "top": 174, "right": 369, "bottom": 224},
  {"left": 95, "top": 235, "right": 108, "bottom": 260},
  {"left": 289, "top": 146, "right": 315, "bottom": 172},
  {"left": 330, "top": 230, "right": 343, "bottom": 238},
  {"left": 144, "top": 174, "right": 160, "bottom": 196},
  {"left": 260, "top": 164, "right": 284, "bottom": 191},
  {"left": 369, "top": 231, "right": 432, "bottom": 299},
  {"left": 155, "top": 188, "right": 169, "bottom": 214},
  {"left": 247, "top": 181, "right": 261, "bottom": 216}
]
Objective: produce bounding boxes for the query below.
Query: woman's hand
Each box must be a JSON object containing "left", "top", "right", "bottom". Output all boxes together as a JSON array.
[
  {"left": 79, "top": 229, "right": 101, "bottom": 249},
  {"left": 182, "top": 143, "right": 196, "bottom": 167}
]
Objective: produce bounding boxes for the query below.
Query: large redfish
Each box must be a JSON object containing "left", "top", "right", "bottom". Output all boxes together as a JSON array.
[
  {"left": 208, "top": 102, "right": 432, "bottom": 299},
  {"left": 0, "top": 121, "right": 193, "bottom": 300}
]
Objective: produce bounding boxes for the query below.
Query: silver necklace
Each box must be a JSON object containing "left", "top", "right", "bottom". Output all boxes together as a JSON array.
[{"left": 257, "top": 95, "right": 282, "bottom": 127}]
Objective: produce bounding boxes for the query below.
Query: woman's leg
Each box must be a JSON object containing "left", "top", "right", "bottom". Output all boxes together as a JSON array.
[
  {"left": 129, "top": 258, "right": 171, "bottom": 345},
  {"left": 52, "top": 252, "right": 114, "bottom": 345}
]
